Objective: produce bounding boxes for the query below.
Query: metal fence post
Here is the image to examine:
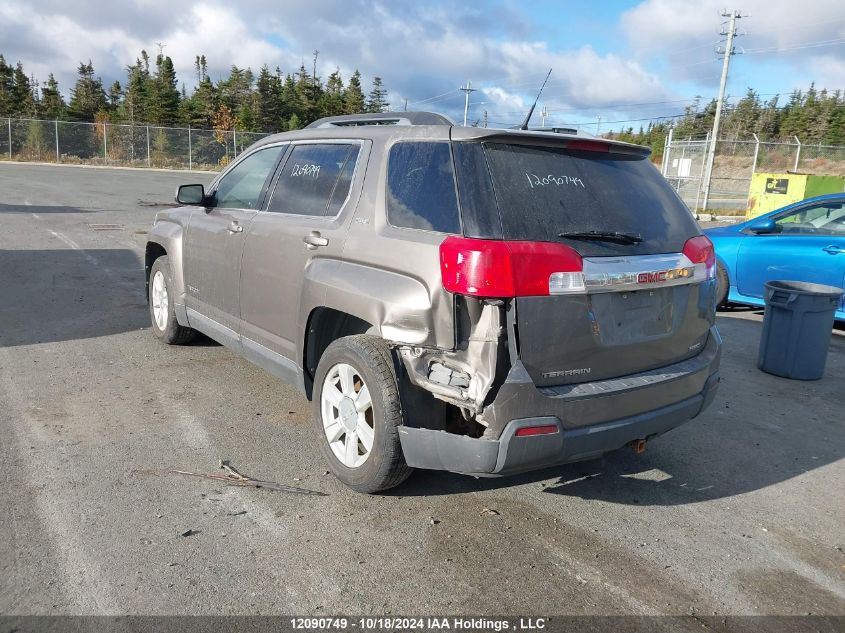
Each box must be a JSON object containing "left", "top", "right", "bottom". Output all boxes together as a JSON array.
[
  {"left": 103, "top": 122, "right": 108, "bottom": 164},
  {"left": 793, "top": 136, "right": 801, "bottom": 172},
  {"left": 693, "top": 131, "right": 709, "bottom": 213},
  {"left": 233, "top": 128, "right": 237, "bottom": 158},
  {"left": 55, "top": 120, "right": 60, "bottom": 163},
  {"left": 662, "top": 126, "right": 673, "bottom": 176},
  {"left": 751, "top": 133, "right": 760, "bottom": 176},
  {"left": 146, "top": 125, "right": 151, "bottom": 167},
  {"left": 7, "top": 118, "right": 11, "bottom": 159},
  {"left": 188, "top": 125, "right": 192, "bottom": 170}
]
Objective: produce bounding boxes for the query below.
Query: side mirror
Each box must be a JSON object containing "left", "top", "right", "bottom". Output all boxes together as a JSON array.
[
  {"left": 747, "top": 217, "right": 777, "bottom": 234},
  {"left": 176, "top": 184, "right": 206, "bottom": 206}
]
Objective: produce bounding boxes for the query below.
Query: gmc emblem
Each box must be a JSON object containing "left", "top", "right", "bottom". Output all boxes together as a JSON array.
[
  {"left": 638, "top": 271, "right": 668, "bottom": 284},
  {"left": 637, "top": 267, "right": 692, "bottom": 284}
]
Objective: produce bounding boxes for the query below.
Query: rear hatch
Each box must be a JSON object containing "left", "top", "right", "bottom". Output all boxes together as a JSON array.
[{"left": 452, "top": 138, "right": 715, "bottom": 387}]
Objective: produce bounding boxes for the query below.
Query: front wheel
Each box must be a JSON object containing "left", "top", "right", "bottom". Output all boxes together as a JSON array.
[
  {"left": 312, "top": 335, "right": 412, "bottom": 493},
  {"left": 149, "top": 256, "right": 196, "bottom": 345}
]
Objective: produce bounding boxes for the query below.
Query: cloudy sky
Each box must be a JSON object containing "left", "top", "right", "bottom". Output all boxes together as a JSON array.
[{"left": 2, "top": 0, "right": 845, "bottom": 131}]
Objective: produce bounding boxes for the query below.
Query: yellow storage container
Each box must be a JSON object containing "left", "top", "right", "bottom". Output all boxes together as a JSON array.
[{"left": 746, "top": 173, "right": 845, "bottom": 219}]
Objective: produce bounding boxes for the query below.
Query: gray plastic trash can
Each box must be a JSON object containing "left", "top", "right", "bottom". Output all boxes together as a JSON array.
[{"left": 758, "top": 280, "right": 844, "bottom": 380}]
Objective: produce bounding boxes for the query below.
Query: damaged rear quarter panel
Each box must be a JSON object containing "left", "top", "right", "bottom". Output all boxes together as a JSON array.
[
  {"left": 337, "top": 127, "right": 457, "bottom": 351},
  {"left": 303, "top": 259, "right": 434, "bottom": 345}
]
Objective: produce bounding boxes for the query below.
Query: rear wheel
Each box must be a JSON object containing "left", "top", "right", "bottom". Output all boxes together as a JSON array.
[
  {"left": 312, "top": 335, "right": 412, "bottom": 493},
  {"left": 716, "top": 261, "right": 730, "bottom": 309},
  {"left": 149, "top": 256, "right": 196, "bottom": 345}
]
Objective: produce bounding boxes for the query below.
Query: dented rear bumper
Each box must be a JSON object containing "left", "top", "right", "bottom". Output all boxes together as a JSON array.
[{"left": 397, "top": 326, "right": 721, "bottom": 475}]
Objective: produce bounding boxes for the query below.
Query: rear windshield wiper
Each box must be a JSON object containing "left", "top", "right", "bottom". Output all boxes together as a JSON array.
[{"left": 558, "top": 230, "right": 643, "bottom": 245}]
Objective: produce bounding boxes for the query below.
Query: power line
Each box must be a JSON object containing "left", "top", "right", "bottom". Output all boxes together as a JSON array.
[
  {"left": 408, "top": 88, "right": 461, "bottom": 106},
  {"left": 744, "top": 37, "right": 845, "bottom": 54}
]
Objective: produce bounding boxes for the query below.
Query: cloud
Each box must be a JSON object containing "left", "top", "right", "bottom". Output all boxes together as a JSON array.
[
  {"left": 621, "top": 0, "right": 845, "bottom": 89},
  {"left": 1, "top": 0, "right": 672, "bottom": 126}
]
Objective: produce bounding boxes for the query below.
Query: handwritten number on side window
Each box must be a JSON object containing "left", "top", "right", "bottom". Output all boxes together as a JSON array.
[{"left": 291, "top": 163, "right": 321, "bottom": 178}]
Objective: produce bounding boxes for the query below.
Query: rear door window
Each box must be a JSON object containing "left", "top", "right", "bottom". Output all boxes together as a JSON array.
[
  {"left": 475, "top": 142, "right": 699, "bottom": 255},
  {"left": 268, "top": 144, "right": 359, "bottom": 216},
  {"left": 386, "top": 142, "right": 461, "bottom": 234}
]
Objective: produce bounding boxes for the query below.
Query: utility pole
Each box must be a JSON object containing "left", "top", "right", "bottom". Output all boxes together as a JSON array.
[
  {"left": 483, "top": 110, "right": 488, "bottom": 129},
  {"left": 702, "top": 9, "right": 742, "bottom": 212},
  {"left": 403, "top": 97, "right": 408, "bottom": 111},
  {"left": 460, "top": 80, "right": 476, "bottom": 127},
  {"left": 540, "top": 105, "right": 548, "bottom": 127}
]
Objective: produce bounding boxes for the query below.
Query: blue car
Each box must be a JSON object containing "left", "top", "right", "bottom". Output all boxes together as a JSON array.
[{"left": 704, "top": 193, "right": 845, "bottom": 320}]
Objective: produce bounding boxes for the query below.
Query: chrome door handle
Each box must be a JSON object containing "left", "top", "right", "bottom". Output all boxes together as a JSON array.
[
  {"left": 822, "top": 245, "right": 844, "bottom": 254},
  {"left": 227, "top": 221, "right": 243, "bottom": 233},
  {"left": 303, "top": 232, "right": 329, "bottom": 249}
]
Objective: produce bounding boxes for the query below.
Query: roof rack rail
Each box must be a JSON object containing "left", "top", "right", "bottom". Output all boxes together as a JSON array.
[{"left": 305, "top": 111, "right": 453, "bottom": 129}]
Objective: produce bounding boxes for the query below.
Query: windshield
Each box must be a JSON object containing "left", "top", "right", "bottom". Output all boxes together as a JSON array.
[{"left": 476, "top": 142, "right": 700, "bottom": 255}]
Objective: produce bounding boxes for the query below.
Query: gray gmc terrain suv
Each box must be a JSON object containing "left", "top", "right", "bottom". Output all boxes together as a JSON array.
[{"left": 146, "top": 111, "right": 721, "bottom": 493}]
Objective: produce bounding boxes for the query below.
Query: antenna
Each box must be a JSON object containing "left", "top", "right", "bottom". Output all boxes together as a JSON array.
[{"left": 519, "top": 68, "right": 552, "bottom": 130}]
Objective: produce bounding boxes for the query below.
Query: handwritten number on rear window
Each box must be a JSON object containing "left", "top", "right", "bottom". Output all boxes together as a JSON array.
[{"left": 526, "top": 173, "right": 585, "bottom": 189}]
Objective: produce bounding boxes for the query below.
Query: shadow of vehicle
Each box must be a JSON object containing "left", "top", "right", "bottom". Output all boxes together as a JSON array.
[
  {"left": 0, "top": 248, "right": 147, "bottom": 347},
  {"left": 0, "top": 202, "right": 96, "bottom": 214},
  {"left": 395, "top": 314, "right": 844, "bottom": 505}
]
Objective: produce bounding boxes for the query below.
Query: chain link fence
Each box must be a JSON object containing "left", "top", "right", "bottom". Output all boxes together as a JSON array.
[
  {"left": 662, "top": 134, "right": 845, "bottom": 213},
  {"left": 1, "top": 117, "right": 269, "bottom": 171}
]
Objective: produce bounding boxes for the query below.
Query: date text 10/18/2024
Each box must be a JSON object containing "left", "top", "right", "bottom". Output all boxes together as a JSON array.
[{"left": 290, "top": 617, "right": 548, "bottom": 631}]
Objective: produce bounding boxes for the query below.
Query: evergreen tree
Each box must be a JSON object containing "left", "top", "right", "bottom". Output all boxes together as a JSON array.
[
  {"left": 67, "top": 61, "right": 106, "bottom": 121},
  {"left": 365, "top": 76, "right": 389, "bottom": 113},
  {"left": 343, "top": 70, "right": 365, "bottom": 114},
  {"left": 147, "top": 54, "right": 180, "bottom": 125},
  {"left": 40, "top": 74, "right": 66, "bottom": 119},
  {"left": 218, "top": 65, "right": 255, "bottom": 130},
  {"left": 0, "top": 55, "right": 14, "bottom": 117},
  {"left": 254, "top": 65, "right": 284, "bottom": 131},
  {"left": 121, "top": 57, "right": 149, "bottom": 124},
  {"left": 108, "top": 81, "right": 122, "bottom": 110},
  {"left": 321, "top": 67, "right": 345, "bottom": 118},
  {"left": 11, "top": 62, "right": 35, "bottom": 116}
]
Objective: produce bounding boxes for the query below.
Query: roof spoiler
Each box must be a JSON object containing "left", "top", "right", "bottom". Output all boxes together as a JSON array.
[{"left": 305, "top": 111, "right": 453, "bottom": 128}]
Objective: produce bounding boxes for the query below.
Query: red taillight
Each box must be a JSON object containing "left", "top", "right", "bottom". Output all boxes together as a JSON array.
[
  {"left": 439, "top": 236, "right": 583, "bottom": 298},
  {"left": 682, "top": 235, "right": 716, "bottom": 279},
  {"left": 514, "top": 424, "right": 560, "bottom": 437}
]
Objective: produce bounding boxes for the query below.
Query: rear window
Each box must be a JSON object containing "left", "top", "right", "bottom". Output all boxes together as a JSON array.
[
  {"left": 386, "top": 142, "right": 461, "bottom": 234},
  {"left": 463, "top": 142, "right": 699, "bottom": 254}
]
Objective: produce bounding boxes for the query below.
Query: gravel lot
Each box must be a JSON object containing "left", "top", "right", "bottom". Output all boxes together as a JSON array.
[{"left": 1, "top": 162, "right": 843, "bottom": 618}]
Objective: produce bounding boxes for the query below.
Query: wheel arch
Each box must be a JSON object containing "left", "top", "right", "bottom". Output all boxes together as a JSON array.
[
  {"left": 302, "top": 307, "right": 375, "bottom": 400},
  {"left": 145, "top": 219, "right": 187, "bottom": 306}
]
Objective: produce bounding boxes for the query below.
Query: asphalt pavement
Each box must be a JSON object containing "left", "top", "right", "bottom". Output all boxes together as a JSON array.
[{"left": 1, "top": 162, "right": 843, "bottom": 618}]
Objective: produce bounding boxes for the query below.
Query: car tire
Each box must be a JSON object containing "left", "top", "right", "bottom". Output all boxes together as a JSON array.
[
  {"left": 149, "top": 256, "right": 196, "bottom": 345},
  {"left": 312, "top": 335, "right": 413, "bottom": 493},
  {"left": 716, "top": 261, "right": 730, "bottom": 309}
]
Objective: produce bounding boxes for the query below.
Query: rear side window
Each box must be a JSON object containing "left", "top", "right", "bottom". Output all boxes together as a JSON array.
[
  {"left": 479, "top": 143, "right": 699, "bottom": 254},
  {"left": 387, "top": 142, "right": 460, "bottom": 233},
  {"left": 268, "top": 144, "right": 359, "bottom": 216}
]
